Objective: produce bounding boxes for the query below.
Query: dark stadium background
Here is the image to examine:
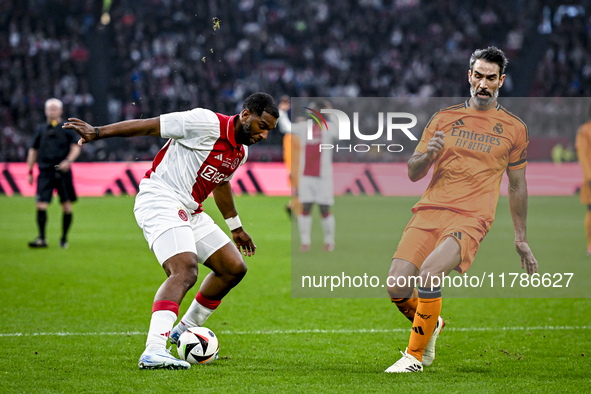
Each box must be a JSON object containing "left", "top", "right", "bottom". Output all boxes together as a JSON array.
[{"left": 0, "top": 0, "right": 589, "bottom": 163}]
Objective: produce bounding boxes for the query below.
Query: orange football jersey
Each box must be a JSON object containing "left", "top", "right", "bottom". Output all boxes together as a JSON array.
[
  {"left": 413, "top": 101, "right": 529, "bottom": 230},
  {"left": 575, "top": 121, "right": 591, "bottom": 180},
  {"left": 575, "top": 120, "right": 591, "bottom": 204}
]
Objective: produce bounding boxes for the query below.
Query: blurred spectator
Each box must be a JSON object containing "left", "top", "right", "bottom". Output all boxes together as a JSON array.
[
  {"left": 532, "top": 5, "right": 590, "bottom": 97},
  {"left": 0, "top": 0, "right": 95, "bottom": 162}
]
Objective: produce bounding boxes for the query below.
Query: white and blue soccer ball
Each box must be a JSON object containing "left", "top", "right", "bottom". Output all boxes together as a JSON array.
[{"left": 176, "top": 326, "right": 219, "bottom": 365}]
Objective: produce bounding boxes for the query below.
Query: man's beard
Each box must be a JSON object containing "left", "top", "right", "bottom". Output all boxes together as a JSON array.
[
  {"left": 235, "top": 122, "right": 253, "bottom": 145},
  {"left": 470, "top": 86, "right": 499, "bottom": 108}
]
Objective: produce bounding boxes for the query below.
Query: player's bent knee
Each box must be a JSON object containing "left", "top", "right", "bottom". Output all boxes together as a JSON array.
[
  {"left": 225, "top": 259, "right": 248, "bottom": 284},
  {"left": 181, "top": 264, "right": 199, "bottom": 287},
  {"left": 387, "top": 284, "right": 414, "bottom": 299},
  {"left": 387, "top": 258, "right": 419, "bottom": 296},
  {"left": 163, "top": 252, "right": 199, "bottom": 286},
  {"left": 386, "top": 274, "right": 414, "bottom": 298},
  {"left": 204, "top": 243, "right": 248, "bottom": 285}
]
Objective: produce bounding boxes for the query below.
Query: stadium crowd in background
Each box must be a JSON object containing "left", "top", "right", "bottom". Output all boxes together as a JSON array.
[
  {"left": 531, "top": 5, "right": 591, "bottom": 97},
  {"left": 0, "top": 0, "right": 96, "bottom": 162},
  {"left": 1, "top": 0, "right": 590, "bottom": 163}
]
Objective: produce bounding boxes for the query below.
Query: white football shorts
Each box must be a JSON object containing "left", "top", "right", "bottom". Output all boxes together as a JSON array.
[
  {"left": 152, "top": 226, "right": 231, "bottom": 265},
  {"left": 298, "top": 175, "right": 334, "bottom": 205},
  {"left": 134, "top": 187, "right": 231, "bottom": 265}
]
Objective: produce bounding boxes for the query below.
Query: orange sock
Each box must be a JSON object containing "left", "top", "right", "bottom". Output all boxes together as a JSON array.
[
  {"left": 407, "top": 286, "right": 442, "bottom": 362},
  {"left": 585, "top": 210, "right": 591, "bottom": 252},
  {"left": 391, "top": 288, "right": 418, "bottom": 322}
]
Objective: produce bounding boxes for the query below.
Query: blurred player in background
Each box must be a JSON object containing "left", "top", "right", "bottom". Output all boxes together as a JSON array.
[
  {"left": 280, "top": 100, "right": 338, "bottom": 251},
  {"left": 64, "top": 93, "right": 279, "bottom": 370},
  {"left": 277, "top": 95, "right": 301, "bottom": 218},
  {"left": 385, "top": 47, "right": 538, "bottom": 373},
  {"left": 575, "top": 108, "right": 591, "bottom": 256},
  {"left": 27, "top": 98, "right": 80, "bottom": 249}
]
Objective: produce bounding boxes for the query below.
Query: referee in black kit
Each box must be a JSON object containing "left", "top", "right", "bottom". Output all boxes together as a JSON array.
[{"left": 26, "top": 98, "right": 80, "bottom": 248}]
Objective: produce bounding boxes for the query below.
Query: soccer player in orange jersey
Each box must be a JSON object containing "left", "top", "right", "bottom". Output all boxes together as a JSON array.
[
  {"left": 278, "top": 96, "right": 302, "bottom": 218},
  {"left": 575, "top": 110, "right": 591, "bottom": 256},
  {"left": 384, "top": 47, "right": 538, "bottom": 373}
]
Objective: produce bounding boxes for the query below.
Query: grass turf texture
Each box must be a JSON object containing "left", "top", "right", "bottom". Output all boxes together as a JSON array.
[{"left": 0, "top": 195, "right": 590, "bottom": 393}]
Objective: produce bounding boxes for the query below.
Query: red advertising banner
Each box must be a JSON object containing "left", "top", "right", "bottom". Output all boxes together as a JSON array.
[{"left": 0, "top": 162, "right": 582, "bottom": 197}]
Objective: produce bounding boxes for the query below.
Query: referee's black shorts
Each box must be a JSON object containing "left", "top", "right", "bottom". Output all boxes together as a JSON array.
[{"left": 36, "top": 169, "right": 78, "bottom": 204}]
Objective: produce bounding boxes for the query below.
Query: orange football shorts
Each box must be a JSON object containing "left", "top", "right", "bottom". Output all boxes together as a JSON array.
[{"left": 392, "top": 208, "right": 489, "bottom": 274}]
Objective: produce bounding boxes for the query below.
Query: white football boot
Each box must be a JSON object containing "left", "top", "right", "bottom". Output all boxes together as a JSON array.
[
  {"left": 385, "top": 348, "right": 423, "bottom": 373},
  {"left": 422, "top": 316, "right": 445, "bottom": 367},
  {"left": 138, "top": 347, "right": 190, "bottom": 370}
]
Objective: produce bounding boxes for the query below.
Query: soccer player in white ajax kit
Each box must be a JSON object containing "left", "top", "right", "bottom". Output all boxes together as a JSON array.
[
  {"left": 64, "top": 93, "right": 279, "bottom": 369},
  {"left": 278, "top": 101, "right": 338, "bottom": 251}
]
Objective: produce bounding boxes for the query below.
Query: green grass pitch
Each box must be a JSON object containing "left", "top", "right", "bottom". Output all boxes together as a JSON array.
[{"left": 0, "top": 194, "right": 590, "bottom": 393}]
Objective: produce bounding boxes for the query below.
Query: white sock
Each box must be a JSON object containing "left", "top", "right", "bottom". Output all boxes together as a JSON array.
[
  {"left": 298, "top": 214, "right": 312, "bottom": 246},
  {"left": 180, "top": 298, "right": 216, "bottom": 328},
  {"left": 321, "top": 214, "right": 335, "bottom": 245},
  {"left": 145, "top": 310, "right": 177, "bottom": 351}
]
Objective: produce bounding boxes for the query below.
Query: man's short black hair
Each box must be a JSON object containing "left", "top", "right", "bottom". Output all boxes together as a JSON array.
[
  {"left": 469, "top": 46, "right": 508, "bottom": 76},
  {"left": 243, "top": 93, "right": 279, "bottom": 118}
]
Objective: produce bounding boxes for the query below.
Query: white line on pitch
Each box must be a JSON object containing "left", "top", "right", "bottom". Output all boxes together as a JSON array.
[{"left": 0, "top": 325, "right": 589, "bottom": 338}]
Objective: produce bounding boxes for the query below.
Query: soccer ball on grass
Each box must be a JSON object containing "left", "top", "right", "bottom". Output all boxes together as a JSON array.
[{"left": 176, "top": 326, "right": 219, "bottom": 365}]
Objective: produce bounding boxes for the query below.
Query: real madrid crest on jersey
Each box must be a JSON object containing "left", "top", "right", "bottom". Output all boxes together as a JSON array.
[{"left": 493, "top": 123, "right": 503, "bottom": 135}]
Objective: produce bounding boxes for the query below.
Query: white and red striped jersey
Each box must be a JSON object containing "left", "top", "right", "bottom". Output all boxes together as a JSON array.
[
  {"left": 141, "top": 108, "right": 247, "bottom": 213},
  {"left": 290, "top": 119, "right": 337, "bottom": 180}
]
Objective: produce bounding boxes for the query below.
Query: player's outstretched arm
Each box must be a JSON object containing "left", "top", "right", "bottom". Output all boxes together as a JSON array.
[
  {"left": 407, "top": 131, "right": 445, "bottom": 182},
  {"left": 63, "top": 117, "right": 161, "bottom": 146},
  {"left": 507, "top": 167, "right": 538, "bottom": 275},
  {"left": 212, "top": 181, "right": 256, "bottom": 257}
]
